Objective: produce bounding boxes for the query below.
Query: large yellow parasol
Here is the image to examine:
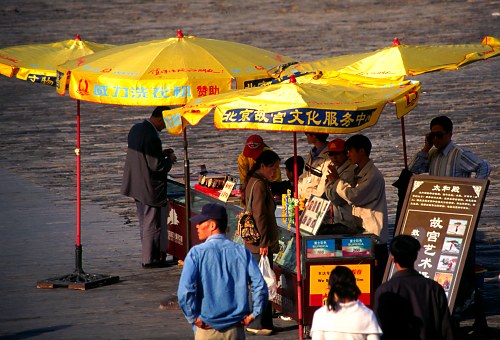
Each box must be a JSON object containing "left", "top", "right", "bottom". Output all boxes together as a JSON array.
[
  {"left": 55, "top": 30, "right": 297, "bottom": 269},
  {"left": 163, "top": 73, "right": 420, "bottom": 337},
  {"left": 280, "top": 37, "right": 499, "bottom": 81},
  {"left": 56, "top": 29, "right": 297, "bottom": 105},
  {"left": 0, "top": 35, "right": 118, "bottom": 288},
  {"left": 0, "top": 35, "right": 115, "bottom": 86}
]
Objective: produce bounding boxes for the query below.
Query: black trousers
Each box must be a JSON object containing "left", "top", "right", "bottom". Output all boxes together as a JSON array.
[{"left": 135, "top": 200, "right": 162, "bottom": 265}]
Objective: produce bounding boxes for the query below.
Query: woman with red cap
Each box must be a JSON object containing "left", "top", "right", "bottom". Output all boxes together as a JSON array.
[{"left": 237, "top": 134, "right": 281, "bottom": 185}]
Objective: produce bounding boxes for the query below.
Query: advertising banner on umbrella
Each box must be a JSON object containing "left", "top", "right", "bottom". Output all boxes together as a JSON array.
[
  {"left": 163, "top": 73, "right": 421, "bottom": 135},
  {"left": 56, "top": 30, "right": 296, "bottom": 106},
  {"left": 0, "top": 35, "right": 115, "bottom": 86}
]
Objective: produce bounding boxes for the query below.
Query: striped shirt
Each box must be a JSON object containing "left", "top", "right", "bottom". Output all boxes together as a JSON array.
[{"left": 409, "top": 141, "right": 491, "bottom": 179}]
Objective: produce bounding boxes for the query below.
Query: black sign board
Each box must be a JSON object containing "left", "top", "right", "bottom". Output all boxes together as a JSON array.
[{"left": 384, "top": 175, "right": 489, "bottom": 310}]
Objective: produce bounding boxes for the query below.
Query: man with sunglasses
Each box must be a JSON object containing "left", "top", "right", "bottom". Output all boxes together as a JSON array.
[
  {"left": 409, "top": 115, "right": 491, "bottom": 335},
  {"left": 409, "top": 115, "right": 491, "bottom": 179}
]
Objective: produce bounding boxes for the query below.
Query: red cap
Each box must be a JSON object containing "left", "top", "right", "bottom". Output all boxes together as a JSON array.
[
  {"left": 243, "top": 135, "right": 264, "bottom": 159},
  {"left": 327, "top": 138, "right": 346, "bottom": 153}
]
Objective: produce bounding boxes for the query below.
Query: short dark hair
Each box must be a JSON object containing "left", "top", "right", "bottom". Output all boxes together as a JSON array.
[
  {"left": 390, "top": 235, "right": 421, "bottom": 269},
  {"left": 326, "top": 266, "right": 361, "bottom": 311},
  {"left": 151, "top": 106, "right": 171, "bottom": 118},
  {"left": 285, "top": 156, "right": 304, "bottom": 177},
  {"left": 216, "top": 215, "right": 228, "bottom": 233},
  {"left": 345, "top": 134, "right": 372, "bottom": 157},
  {"left": 430, "top": 115, "right": 453, "bottom": 133},
  {"left": 312, "top": 133, "right": 329, "bottom": 143}
]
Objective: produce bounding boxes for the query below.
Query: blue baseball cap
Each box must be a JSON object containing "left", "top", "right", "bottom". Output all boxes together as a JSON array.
[{"left": 190, "top": 203, "right": 227, "bottom": 225}]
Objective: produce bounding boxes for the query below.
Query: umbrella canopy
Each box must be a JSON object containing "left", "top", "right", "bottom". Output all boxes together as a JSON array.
[
  {"left": 56, "top": 29, "right": 297, "bottom": 106},
  {"left": 0, "top": 35, "right": 115, "bottom": 86},
  {"left": 163, "top": 72, "right": 421, "bottom": 135},
  {"left": 280, "top": 37, "right": 499, "bottom": 80}
]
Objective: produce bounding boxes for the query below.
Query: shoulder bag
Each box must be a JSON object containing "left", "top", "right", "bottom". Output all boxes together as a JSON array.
[{"left": 237, "top": 180, "right": 261, "bottom": 243}]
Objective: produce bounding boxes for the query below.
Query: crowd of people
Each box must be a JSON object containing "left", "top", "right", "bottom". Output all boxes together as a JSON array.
[{"left": 121, "top": 108, "right": 491, "bottom": 339}]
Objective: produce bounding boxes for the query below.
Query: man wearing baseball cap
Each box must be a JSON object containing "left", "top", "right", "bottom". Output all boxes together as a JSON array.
[
  {"left": 323, "top": 138, "right": 358, "bottom": 231},
  {"left": 178, "top": 203, "right": 268, "bottom": 338}
]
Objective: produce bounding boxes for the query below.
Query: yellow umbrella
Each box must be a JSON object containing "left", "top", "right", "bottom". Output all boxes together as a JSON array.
[
  {"left": 56, "top": 29, "right": 297, "bottom": 105},
  {"left": 0, "top": 35, "right": 115, "bottom": 86},
  {"left": 163, "top": 72, "right": 421, "bottom": 135},
  {"left": 280, "top": 37, "right": 499, "bottom": 81},
  {"left": 163, "top": 73, "right": 420, "bottom": 336},
  {"left": 0, "top": 35, "right": 118, "bottom": 288}
]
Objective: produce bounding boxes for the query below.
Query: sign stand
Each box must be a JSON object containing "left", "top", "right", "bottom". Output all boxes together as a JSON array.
[{"left": 385, "top": 175, "right": 489, "bottom": 310}]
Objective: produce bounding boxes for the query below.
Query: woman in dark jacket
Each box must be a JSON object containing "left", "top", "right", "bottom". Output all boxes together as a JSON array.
[{"left": 242, "top": 149, "right": 281, "bottom": 336}]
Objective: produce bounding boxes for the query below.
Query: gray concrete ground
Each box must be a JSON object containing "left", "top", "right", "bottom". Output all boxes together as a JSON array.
[{"left": 0, "top": 1, "right": 499, "bottom": 339}]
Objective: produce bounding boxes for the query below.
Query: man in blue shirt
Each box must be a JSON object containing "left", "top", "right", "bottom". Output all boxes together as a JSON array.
[{"left": 178, "top": 203, "right": 268, "bottom": 339}]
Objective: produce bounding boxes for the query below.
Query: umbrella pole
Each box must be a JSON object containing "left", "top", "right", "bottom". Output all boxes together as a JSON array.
[
  {"left": 36, "top": 100, "right": 119, "bottom": 290},
  {"left": 183, "top": 128, "right": 191, "bottom": 252},
  {"left": 293, "top": 132, "right": 304, "bottom": 339},
  {"left": 75, "top": 99, "right": 83, "bottom": 274},
  {"left": 400, "top": 116, "right": 408, "bottom": 169}
]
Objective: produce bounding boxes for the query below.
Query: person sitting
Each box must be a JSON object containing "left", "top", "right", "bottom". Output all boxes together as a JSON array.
[
  {"left": 326, "top": 134, "right": 388, "bottom": 287},
  {"left": 237, "top": 134, "right": 281, "bottom": 186},
  {"left": 298, "top": 132, "right": 329, "bottom": 200},
  {"left": 323, "top": 138, "right": 359, "bottom": 233},
  {"left": 270, "top": 155, "right": 305, "bottom": 196},
  {"left": 311, "top": 265, "right": 382, "bottom": 339}
]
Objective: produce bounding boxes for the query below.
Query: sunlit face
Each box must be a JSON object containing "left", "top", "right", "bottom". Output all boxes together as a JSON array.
[
  {"left": 346, "top": 147, "right": 361, "bottom": 165},
  {"left": 430, "top": 125, "right": 452, "bottom": 151},
  {"left": 196, "top": 220, "right": 213, "bottom": 241},
  {"left": 328, "top": 152, "right": 348, "bottom": 167},
  {"left": 305, "top": 133, "right": 315, "bottom": 145},
  {"left": 259, "top": 160, "right": 280, "bottom": 181}
]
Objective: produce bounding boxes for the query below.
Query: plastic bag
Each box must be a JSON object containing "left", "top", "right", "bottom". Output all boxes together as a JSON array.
[{"left": 259, "top": 256, "right": 277, "bottom": 301}]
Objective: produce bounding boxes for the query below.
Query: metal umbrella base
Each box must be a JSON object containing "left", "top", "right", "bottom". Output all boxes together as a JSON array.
[{"left": 36, "top": 245, "right": 119, "bottom": 290}]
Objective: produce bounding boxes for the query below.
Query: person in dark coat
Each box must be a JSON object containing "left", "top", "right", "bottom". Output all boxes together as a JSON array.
[
  {"left": 374, "top": 235, "right": 455, "bottom": 340},
  {"left": 241, "top": 150, "right": 281, "bottom": 336},
  {"left": 121, "top": 106, "right": 177, "bottom": 268}
]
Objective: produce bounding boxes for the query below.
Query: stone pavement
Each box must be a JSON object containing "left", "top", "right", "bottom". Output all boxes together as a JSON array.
[
  {"left": 0, "top": 163, "right": 300, "bottom": 339},
  {"left": 0, "top": 1, "right": 499, "bottom": 339}
]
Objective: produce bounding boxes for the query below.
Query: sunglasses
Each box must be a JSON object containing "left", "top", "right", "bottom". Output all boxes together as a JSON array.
[{"left": 430, "top": 131, "right": 446, "bottom": 139}]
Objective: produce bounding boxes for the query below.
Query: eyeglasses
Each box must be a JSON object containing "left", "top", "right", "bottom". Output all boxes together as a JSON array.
[{"left": 430, "top": 131, "right": 446, "bottom": 139}]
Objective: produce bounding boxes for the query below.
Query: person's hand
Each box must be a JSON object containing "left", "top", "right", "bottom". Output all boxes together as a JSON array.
[
  {"left": 240, "top": 314, "right": 254, "bottom": 326},
  {"left": 260, "top": 246, "right": 269, "bottom": 256},
  {"left": 326, "top": 163, "right": 339, "bottom": 183},
  {"left": 163, "top": 148, "right": 177, "bottom": 163},
  {"left": 422, "top": 133, "right": 433, "bottom": 153},
  {"left": 194, "top": 317, "right": 212, "bottom": 329}
]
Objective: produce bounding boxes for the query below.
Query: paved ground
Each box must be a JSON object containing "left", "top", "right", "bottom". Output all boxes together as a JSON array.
[{"left": 0, "top": 1, "right": 499, "bottom": 339}]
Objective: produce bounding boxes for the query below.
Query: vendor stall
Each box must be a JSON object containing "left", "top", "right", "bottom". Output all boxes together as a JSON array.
[{"left": 165, "top": 178, "right": 377, "bottom": 337}]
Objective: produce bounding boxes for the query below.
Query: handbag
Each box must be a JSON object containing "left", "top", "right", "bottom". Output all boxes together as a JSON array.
[
  {"left": 237, "top": 181, "right": 261, "bottom": 243},
  {"left": 259, "top": 255, "right": 277, "bottom": 301}
]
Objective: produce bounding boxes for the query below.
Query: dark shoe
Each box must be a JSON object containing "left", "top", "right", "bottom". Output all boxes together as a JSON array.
[{"left": 142, "top": 262, "right": 168, "bottom": 269}]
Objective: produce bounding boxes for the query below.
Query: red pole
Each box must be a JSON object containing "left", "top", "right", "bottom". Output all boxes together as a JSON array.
[
  {"left": 293, "top": 132, "right": 304, "bottom": 339},
  {"left": 76, "top": 100, "right": 81, "bottom": 247},
  {"left": 400, "top": 116, "right": 408, "bottom": 169}
]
